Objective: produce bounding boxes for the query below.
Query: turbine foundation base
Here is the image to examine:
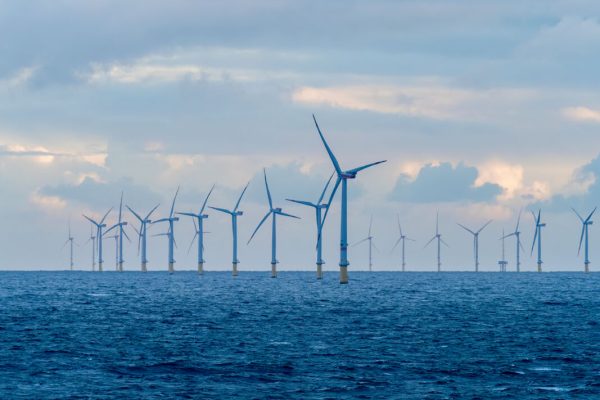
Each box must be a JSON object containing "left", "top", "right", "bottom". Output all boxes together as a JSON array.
[
  {"left": 271, "top": 263, "right": 277, "bottom": 278},
  {"left": 232, "top": 263, "right": 238, "bottom": 277},
  {"left": 316, "top": 263, "right": 323, "bottom": 279},
  {"left": 402, "top": 263, "right": 405, "bottom": 272},
  {"left": 537, "top": 263, "right": 542, "bottom": 273},
  {"left": 118, "top": 262, "right": 123, "bottom": 272},
  {"left": 339, "top": 266, "right": 349, "bottom": 284},
  {"left": 168, "top": 262, "right": 174, "bottom": 274},
  {"left": 141, "top": 262, "right": 147, "bottom": 272},
  {"left": 198, "top": 262, "right": 204, "bottom": 274},
  {"left": 98, "top": 262, "right": 103, "bottom": 272},
  {"left": 585, "top": 263, "right": 589, "bottom": 273}
]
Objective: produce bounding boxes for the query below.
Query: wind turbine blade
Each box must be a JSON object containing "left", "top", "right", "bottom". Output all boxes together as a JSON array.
[
  {"left": 187, "top": 232, "right": 198, "bottom": 255},
  {"left": 372, "top": 241, "right": 380, "bottom": 253},
  {"left": 536, "top": 209, "right": 541, "bottom": 225},
  {"left": 208, "top": 206, "right": 233, "bottom": 215},
  {"left": 123, "top": 229, "right": 132, "bottom": 243},
  {"left": 234, "top": 182, "right": 250, "bottom": 212},
  {"left": 263, "top": 169, "right": 273, "bottom": 210},
  {"left": 177, "top": 212, "right": 198, "bottom": 218},
  {"left": 131, "top": 225, "right": 140, "bottom": 236},
  {"left": 169, "top": 186, "right": 180, "bottom": 218},
  {"left": 406, "top": 237, "right": 416, "bottom": 242},
  {"left": 351, "top": 237, "right": 369, "bottom": 247},
  {"left": 312, "top": 114, "right": 342, "bottom": 175},
  {"left": 457, "top": 223, "right": 475, "bottom": 235},
  {"left": 286, "top": 199, "right": 316, "bottom": 208},
  {"left": 126, "top": 206, "right": 143, "bottom": 223},
  {"left": 100, "top": 208, "right": 113, "bottom": 225},
  {"left": 578, "top": 226, "right": 585, "bottom": 256},
  {"left": 519, "top": 240, "right": 525, "bottom": 252},
  {"left": 441, "top": 238, "right": 450, "bottom": 247},
  {"left": 585, "top": 206, "right": 597, "bottom": 223},
  {"left": 368, "top": 216, "right": 373, "bottom": 237},
  {"left": 118, "top": 192, "right": 123, "bottom": 223},
  {"left": 104, "top": 224, "right": 118, "bottom": 235},
  {"left": 572, "top": 207, "right": 584, "bottom": 223},
  {"left": 200, "top": 184, "right": 215, "bottom": 214},
  {"left": 277, "top": 211, "right": 300, "bottom": 219},
  {"left": 145, "top": 203, "right": 161, "bottom": 220},
  {"left": 83, "top": 215, "right": 99, "bottom": 227},
  {"left": 502, "top": 232, "right": 516, "bottom": 239},
  {"left": 346, "top": 160, "right": 387, "bottom": 175},
  {"left": 247, "top": 211, "right": 272, "bottom": 244},
  {"left": 531, "top": 227, "right": 538, "bottom": 255},
  {"left": 61, "top": 239, "right": 69, "bottom": 249},
  {"left": 477, "top": 220, "right": 493, "bottom": 234},
  {"left": 397, "top": 214, "right": 403, "bottom": 237},
  {"left": 320, "top": 176, "right": 341, "bottom": 233},
  {"left": 152, "top": 218, "right": 170, "bottom": 224},
  {"left": 318, "top": 172, "right": 335, "bottom": 204},
  {"left": 192, "top": 217, "right": 198, "bottom": 233},
  {"left": 390, "top": 238, "right": 401, "bottom": 253},
  {"left": 424, "top": 236, "right": 436, "bottom": 248},
  {"left": 436, "top": 212, "right": 439, "bottom": 235}
]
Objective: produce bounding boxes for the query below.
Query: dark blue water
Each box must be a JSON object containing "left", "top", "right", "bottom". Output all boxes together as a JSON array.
[{"left": 0, "top": 272, "right": 598, "bottom": 399}]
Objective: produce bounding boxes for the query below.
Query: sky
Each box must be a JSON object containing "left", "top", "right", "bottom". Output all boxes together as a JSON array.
[{"left": 2, "top": 0, "right": 600, "bottom": 272}]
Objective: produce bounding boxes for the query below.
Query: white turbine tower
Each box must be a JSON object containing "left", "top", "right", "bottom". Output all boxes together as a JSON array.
[
  {"left": 572, "top": 207, "right": 596, "bottom": 273},
  {"left": 425, "top": 212, "right": 448, "bottom": 272},
  {"left": 502, "top": 210, "right": 524, "bottom": 272},
  {"left": 498, "top": 229, "right": 508, "bottom": 272},
  {"left": 352, "top": 216, "right": 378, "bottom": 272},
  {"left": 457, "top": 220, "right": 492, "bottom": 272},
  {"left": 391, "top": 215, "right": 415, "bottom": 272}
]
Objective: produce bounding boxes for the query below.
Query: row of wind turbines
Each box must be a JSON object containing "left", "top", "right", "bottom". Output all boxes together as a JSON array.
[{"left": 63, "top": 115, "right": 597, "bottom": 283}]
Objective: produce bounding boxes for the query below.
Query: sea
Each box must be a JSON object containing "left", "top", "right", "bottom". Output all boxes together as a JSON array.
[{"left": 0, "top": 271, "right": 598, "bottom": 399}]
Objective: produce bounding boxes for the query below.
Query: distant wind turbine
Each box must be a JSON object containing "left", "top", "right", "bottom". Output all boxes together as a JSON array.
[
  {"left": 83, "top": 208, "right": 112, "bottom": 272},
  {"left": 391, "top": 215, "right": 415, "bottom": 272},
  {"left": 62, "top": 220, "right": 75, "bottom": 270},
  {"left": 498, "top": 229, "right": 508, "bottom": 272},
  {"left": 127, "top": 203, "right": 160, "bottom": 272},
  {"left": 502, "top": 210, "right": 524, "bottom": 272},
  {"left": 457, "top": 220, "right": 492, "bottom": 272},
  {"left": 286, "top": 174, "right": 333, "bottom": 279},
  {"left": 209, "top": 182, "right": 249, "bottom": 277},
  {"left": 105, "top": 233, "right": 119, "bottom": 270},
  {"left": 84, "top": 224, "right": 97, "bottom": 271},
  {"left": 177, "top": 184, "right": 215, "bottom": 274},
  {"left": 425, "top": 212, "right": 448, "bottom": 272},
  {"left": 248, "top": 169, "right": 300, "bottom": 278},
  {"left": 572, "top": 207, "right": 596, "bottom": 273},
  {"left": 105, "top": 192, "right": 128, "bottom": 272},
  {"left": 313, "top": 114, "right": 386, "bottom": 284},
  {"left": 530, "top": 209, "right": 546, "bottom": 272},
  {"left": 153, "top": 187, "right": 180, "bottom": 273},
  {"left": 352, "top": 216, "right": 378, "bottom": 272}
]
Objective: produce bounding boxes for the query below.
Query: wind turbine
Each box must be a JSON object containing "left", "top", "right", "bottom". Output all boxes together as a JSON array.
[
  {"left": 286, "top": 174, "right": 333, "bottom": 279},
  {"left": 209, "top": 182, "right": 249, "bottom": 277},
  {"left": 530, "top": 209, "right": 546, "bottom": 272},
  {"left": 391, "top": 215, "right": 415, "bottom": 272},
  {"left": 177, "top": 185, "right": 215, "bottom": 274},
  {"left": 457, "top": 220, "right": 492, "bottom": 272},
  {"left": 498, "top": 229, "right": 508, "bottom": 272},
  {"left": 105, "top": 233, "right": 119, "bottom": 270},
  {"left": 153, "top": 187, "right": 180, "bottom": 273},
  {"left": 502, "top": 210, "right": 524, "bottom": 272},
  {"left": 62, "top": 220, "right": 75, "bottom": 270},
  {"left": 572, "top": 207, "right": 596, "bottom": 273},
  {"left": 84, "top": 224, "right": 97, "bottom": 271},
  {"left": 105, "top": 192, "right": 128, "bottom": 272},
  {"left": 248, "top": 169, "right": 300, "bottom": 278},
  {"left": 127, "top": 203, "right": 160, "bottom": 272},
  {"left": 352, "top": 216, "right": 378, "bottom": 272},
  {"left": 313, "top": 115, "right": 386, "bottom": 284},
  {"left": 83, "top": 208, "right": 112, "bottom": 272},
  {"left": 425, "top": 212, "right": 448, "bottom": 272}
]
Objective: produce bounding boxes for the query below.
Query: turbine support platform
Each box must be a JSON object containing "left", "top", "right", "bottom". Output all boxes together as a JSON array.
[
  {"left": 271, "top": 263, "right": 277, "bottom": 278},
  {"left": 141, "top": 262, "right": 147, "bottom": 272},
  {"left": 98, "top": 262, "right": 103, "bottom": 272},
  {"left": 339, "top": 266, "right": 349, "bottom": 284},
  {"left": 316, "top": 263, "right": 323, "bottom": 279},
  {"left": 168, "top": 262, "right": 174, "bottom": 274},
  {"left": 232, "top": 262, "right": 238, "bottom": 276},
  {"left": 585, "top": 262, "right": 589, "bottom": 273},
  {"left": 537, "top": 262, "right": 542, "bottom": 273},
  {"left": 198, "top": 262, "right": 204, "bottom": 274}
]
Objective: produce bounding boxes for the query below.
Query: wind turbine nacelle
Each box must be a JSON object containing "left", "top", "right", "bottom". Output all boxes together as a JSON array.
[
  {"left": 146, "top": 220, "right": 152, "bottom": 224},
  {"left": 540, "top": 223, "right": 546, "bottom": 227},
  {"left": 122, "top": 222, "right": 128, "bottom": 226},
  {"left": 589, "top": 221, "right": 594, "bottom": 225},
  {"left": 236, "top": 211, "right": 244, "bottom": 216},
  {"left": 172, "top": 217, "right": 180, "bottom": 222},
  {"left": 201, "top": 214, "right": 209, "bottom": 219},
  {"left": 342, "top": 172, "right": 356, "bottom": 179},
  {"left": 274, "top": 208, "right": 282, "bottom": 213},
  {"left": 100, "top": 224, "right": 106, "bottom": 228}
]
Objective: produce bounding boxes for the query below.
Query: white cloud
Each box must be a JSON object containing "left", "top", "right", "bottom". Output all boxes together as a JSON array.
[{"left": 562, "top": 106, "right": 600, "bottom": 123}]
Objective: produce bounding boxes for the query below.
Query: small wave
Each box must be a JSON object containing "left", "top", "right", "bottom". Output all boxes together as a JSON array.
[{"left": 530, "top": 367, "right": 561, "bottom": 372}]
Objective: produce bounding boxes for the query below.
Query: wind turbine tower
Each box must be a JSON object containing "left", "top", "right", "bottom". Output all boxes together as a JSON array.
[
  {"left": 248, "top": 170, "right": 300, "bottom": 278},
  {"left": 425, "top": 212, "right": 447, "bottom": 272},
  {"left": 391, "top": 215, "right": 414, "bottom": 272},
  {"left": 127, "top": 203, "right": 160, "bottom": 272},
  {"left": 177, "top": 185, "right": 215, "bottom": 274},
  {"left": 210, "top": 183, "right": 249, "bottom": 277},
  {"left": 531, "top": 209, "right": 546, "bottom": 272},
  {"left": 313, "top": 115, "right": 386, "bottom": 284},
  {"left": 153, "top": 188, "right": 180, "bottom": 273},
  {"left": 498, "top": 229, "right": 508, "bottom": 272},
  {"left": 83, "top": 208, "right": 112, "bottom": 272},
  {"left": 572, "top": 207, "right": 596, "bottom": 273},
  {"left": 352, "top": 216, "right": 378, "bottom": 272},
  {"left": 503, "top": 210, "right": 523, "bottom": 272},
  {"left": 105, "top": 192, "right": 128, "bottom": 272},
  {"left": 63, "top": 220, "right": 75, "bottom": 270},
  {"left": 457, "top": 220, "right": 492, "bottom": 272},
  {"left": 85, "top": 224, "right": 96, "bottom": 271},
  {"left": 287, "top": 174, "right": 333, "bottom": 279}
]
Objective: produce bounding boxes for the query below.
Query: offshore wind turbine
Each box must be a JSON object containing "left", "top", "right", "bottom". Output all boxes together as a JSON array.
[
  {"left": 105, "top": 233, "right": 119, "bottom": 270},
  {"left": 352, "top": 216, "right": 378, "bottom": 272},
  {"left": 62, "top": 220, "right": 75, "bottom": 270},
  {"left": 530, "top": 209, "right": 546, "bottom": 272},
  {"left": 572, "top": 207, "right": 596, "bottom": 273},
  {"left": 391, "top": 215, "right": 415, "bottom": 272},
  {"left": 177, "top": 185, "right": 215, "bottom": 274},
  {"left": 127, "top": 203, "right": 160, "bottom": 272},
  {"left": 503, "top": 210, "right": 524, "bottom": 272},
  {"left": 153, "top": 188, "right": 180, "bottom": 273},
  {"left": 457, "top": 220, "right": 492, "bottom": 272},
  {"left": 248, "top": 169, "right": 300, "bottom": 278},
  {"left": 105, "top": 193, "right": 128, "bottom": 272},
  {"left": 209, "top": 182, "right": 249, "bottom": 277},
  {"left": 425, "top": 212, "right": 448, "bottom": 272},
  {"left": 84, "top": 224, "right": 97, "bottom": 271},
  {"left": 83, "top": 208, "right": 112, "bottom": 272},
  {"left": 498, "top": 229, "right": 508, "bottom": 272},
  {"left": 313, "top": 115, "right": 386, "bottom": 284},
  {"left": 286, "top": 174, "right": 333, "bottom": 279}
]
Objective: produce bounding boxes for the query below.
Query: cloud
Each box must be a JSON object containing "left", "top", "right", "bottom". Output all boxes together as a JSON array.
[
  {"left": 389, "top": 162, "right": 503, "bottom": 203},
  {"left": 562, "top": 106, "right": 600, "bottom": 123}
]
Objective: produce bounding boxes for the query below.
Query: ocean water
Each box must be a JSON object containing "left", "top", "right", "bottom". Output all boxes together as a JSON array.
[{"left": 0, "top": 271, "right": 598, "bottom": 399}]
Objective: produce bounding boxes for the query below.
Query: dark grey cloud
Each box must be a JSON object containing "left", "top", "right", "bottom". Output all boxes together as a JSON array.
[{"left": 389, "top": 162, "right": 502, "bottom": 203}]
